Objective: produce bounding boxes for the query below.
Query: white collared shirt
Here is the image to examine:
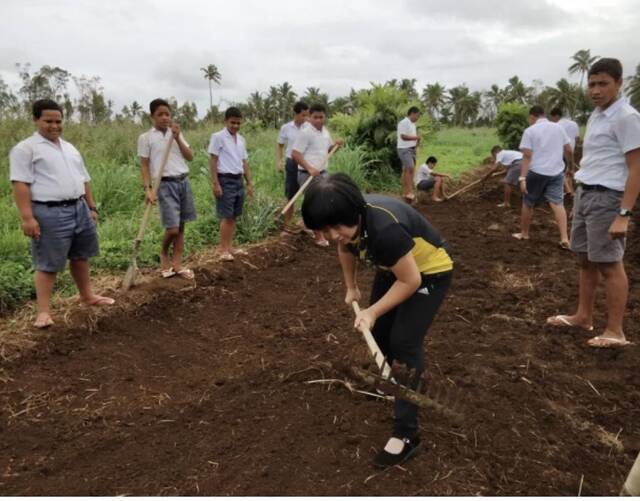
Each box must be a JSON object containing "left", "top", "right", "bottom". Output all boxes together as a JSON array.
[
  {"left": 415, "top": 163, "right": 433, "bottom": 186},
  {"left": 496, "top": 150, "right": 523, "bottom": 167},
  {"left": 137, "top": 128, "right": 190, "bottom": 178},
  {"left": 397, "top": 117, "right": 417, "bottom": 149},
  {"left": 207, "top": 128, "right": 248, "bottom": 175},
  {"left": 292, "top": 125, "right": 333, "bottom": 171},
  {"left": 9, "top": 132, "right": 90, "bottom": 202},
  {"left": 558, "top": 118, "right": 580, "bottom": 150},
  {"left": 278, "top": 120, "right": 309, "bottom": 159},
  {"left": 520, "top": 118, "right": 571, "bottom": 176},
  {"left": 576, "top": 97, "right": 640, "bottom": 191}
]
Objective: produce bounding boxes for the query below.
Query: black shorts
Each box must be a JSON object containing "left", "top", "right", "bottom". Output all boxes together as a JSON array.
[{"left": 284, "top": 158, "right": 300, "bottom": 200}]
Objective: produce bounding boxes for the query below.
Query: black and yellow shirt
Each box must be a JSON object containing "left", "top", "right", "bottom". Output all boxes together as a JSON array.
[{"left": 347, "top": 194, "right": 453, "bottom": 275}]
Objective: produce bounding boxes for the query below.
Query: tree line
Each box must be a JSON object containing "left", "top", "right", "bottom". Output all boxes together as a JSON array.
[{"left": 1, "top": 50, "right": 639, "bottom": 128}]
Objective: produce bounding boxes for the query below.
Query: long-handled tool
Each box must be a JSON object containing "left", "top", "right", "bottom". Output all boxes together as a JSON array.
[
  {"left": 350, "top": 301, "right": 463, "bottom": 421},
  {"left": 279, "top": 143, "right": 340, "bottom": 217},
  {"left": 444, "top": 170, "right": 502, "bottom": 201},
  {"left": 122, "top": 135, "right": 174, "bottom": 291}
]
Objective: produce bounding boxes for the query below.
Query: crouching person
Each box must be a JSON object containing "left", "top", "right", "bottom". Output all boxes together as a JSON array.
[
  {"left": 9, "top": 99, "right": 114, "bottom": 328},
  {"left": 301, "top": 173, "right": 453, "bottom": 468}
]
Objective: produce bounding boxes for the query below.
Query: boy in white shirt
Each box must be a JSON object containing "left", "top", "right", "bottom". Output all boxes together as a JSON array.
[
  {"left": 550, "top": 107, "right": 580, "bottom": 197},
  {"left": 487, "top": 145, "right": 524, "bottom": 207},
  {"left": 9, "top": 99, "right": 114, "bottom": 328},
  {"left": 138, "top": 98, "right": 196, "bottom": 279},
  {"left": 208, "top": 107, "right": 254, "bottom": 262},
  {"left": 397, "top": 107, "right": 421, "bottom": 202},
  {"left": 415, "top": 156, "right": 449, "bottom": 202},
  {"left": 546, "top": 58, "right": 640, "bottom": 348}
]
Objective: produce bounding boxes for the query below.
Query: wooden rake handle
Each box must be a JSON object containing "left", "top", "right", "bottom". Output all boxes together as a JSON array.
[
  {"left": 280, "top": 143, "right": 340, "bottom": 216},
  {"left": 351, "top": 301, "right": 391, "bottom": 379}
]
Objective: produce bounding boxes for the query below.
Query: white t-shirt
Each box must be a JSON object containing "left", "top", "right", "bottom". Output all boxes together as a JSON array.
[
  {"left": 519, "top": 118, "right": 571, "bottom": 176},
  {"left": 397, "top": 117, "right": 417, "bottom": 149},
  {"left": 558, "top": 118, "right": 580, "bottom": 150},
  {"left": 415, "top": 163, "right": 433, "bottom": 186},
  {"left": 292, "top": 125, "right": 333, "bottom": 171},
  {"left": 495, "top": 150, "right": 523, "bottom": 167},
  {"left": 9, "top": 132, "right": 90, "bottom": 202},
  {"left": 278, "top": 121, "right": 308, "bottom": 159},
  {"left": 576, "top": 98, "right": 640, "bottom": 191},
  {"left": 137, "top": 128, "right": 190, "bottom": 178},
  {"left": 207, "top": 128, "right": 248, "bottom": 175}
]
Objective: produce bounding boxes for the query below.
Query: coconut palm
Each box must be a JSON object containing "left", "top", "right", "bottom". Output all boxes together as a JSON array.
[
  {"left": 421, "top": 83, "right": 446, "bottom": 119},
  {"left": 569, "top": 49, "right": 598, "bottom": 88},
  {"left": 200, "top": 64, "right": 221, "bottom": 116},
  {"left": 448, "top": 85, "right": 481, "bottom": 126},
  {"left": 547, "top": 78, "right": 580, "bottom": 117},
  {"left": 504, "top": 76, "right": 532, "bottom": 104},
  {"left": 278, "top": 81, "right": 297, "bottom": 124}
]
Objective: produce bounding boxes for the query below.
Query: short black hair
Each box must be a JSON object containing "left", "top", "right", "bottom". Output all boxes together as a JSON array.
[
  {"left": 529, "top": 105, "right": 545, "bottom": 117},
  {"left": 426, "top": 156, "right": 437, "bottom": 164},
  {"left": 549, "top": 107, "right": 563, "bottom": 118},
  {"left": 150, "top": 98, "right": 171, "bottom": 115},
  {"left": 32, "top": 99, "right": 63, "bottom": 119},
  {"left": 225, "top": 106, "right": 243, "bottom": 120},
  {"left": 407, "top": 106, "right": 420, "bottom": 115},
  {"left": 293, "top": 101, "right": 309, "bottom": 114},
  {"left": 309, "top": 103, "right": 326, "bottom": 115},
  {"left": 491, "top": 145, "right": 502, "bottom": 156},
  {"left": 301, "top": 173, "right": 366, "bottom": 230},
  {"left": 588, "top": 57, "right": 623, "bottom": 81}
]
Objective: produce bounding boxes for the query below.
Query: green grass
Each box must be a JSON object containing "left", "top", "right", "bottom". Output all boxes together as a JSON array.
[{"left": 0, "top": 120, "right": 495, "bottom": 313}]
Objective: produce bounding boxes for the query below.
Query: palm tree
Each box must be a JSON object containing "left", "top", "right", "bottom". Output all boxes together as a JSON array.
[
  {"left": 200, "top": 64, "right": 221, "bottom": 117},
  {"left": 569, "top": 49, "right": 599, "bottom": 88},
  {"left": 448, "top": 85, "right": 481, "bottom": 126},
  {"left": 547, "top": 78, "right": 580, "bottom": 117},
  {"left": 484, "top": 84, "right": 505, "bottom": 121},
  {"left": 626, "top": 64, "right": 640, "bottom": 111},
  {"left": 421, "top": 83, "right": 446, "bottom": 119},
  {"left": 130, "top": 100, "right": 142, "bottom": 123},
  {"left": 504, "top": 76, "right": 532, "bottom": 104},
  {"left": 304, "top": 87, "right": 330, "bottom": 110},
  {"left": 278, "top": 81, "right": 297, "bottom": 124},
  {"left": 399, "top": 78, "right": 418, "bottom": 99}
]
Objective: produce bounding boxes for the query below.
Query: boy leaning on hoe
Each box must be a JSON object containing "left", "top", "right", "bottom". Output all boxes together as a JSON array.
[
  {"left": 137, "top": 98, "right": 197, "bottom": 279},
  {"left": 9, "top": 99, "right": 114, "bottom": 329}
]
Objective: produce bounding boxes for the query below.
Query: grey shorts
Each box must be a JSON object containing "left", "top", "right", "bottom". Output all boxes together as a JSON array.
[
  {"left": 523, "top": 171, "right": 564, "bottom": 207},
  {"left": 216, "top": 175, "right": 244, "bottom": 219},
  {"left": 158, "top": 177, "right": 197, "bottom": 229},
  {"left": 297, "top": 169, "right": 328, "bottom": 188},
  {"left": 417, "top": 177, "right": 436, "bottom": 191},
  {"left": 570, "top": 186, "right": 626, "bottom": 262},
  {"left": 397, "top": 148, "right": 416, "bottom": 169},
  {"left": 503, "top": 161, "right": 521, "bottom": 186},
  {"left": 31, "top": 199, "right": 99, "bottom": 273}
]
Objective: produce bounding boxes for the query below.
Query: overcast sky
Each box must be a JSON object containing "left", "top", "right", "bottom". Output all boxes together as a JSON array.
[{"left": 1, "top": 0, "right": 638, "bottom": 115}]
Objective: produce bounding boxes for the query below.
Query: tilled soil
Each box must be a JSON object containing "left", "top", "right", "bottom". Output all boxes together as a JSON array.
[{"left": 0, "top": 183, "right": 639, "bottom": 495}]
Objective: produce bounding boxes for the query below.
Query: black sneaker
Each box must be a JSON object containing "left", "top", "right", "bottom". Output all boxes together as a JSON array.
[{"left": 372, "top": 436, "right": 421, "bottom": 469}]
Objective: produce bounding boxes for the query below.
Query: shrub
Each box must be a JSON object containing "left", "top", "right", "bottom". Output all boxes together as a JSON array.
[{"left": 495, "top": 102, "right": 529, "bottom": 150}]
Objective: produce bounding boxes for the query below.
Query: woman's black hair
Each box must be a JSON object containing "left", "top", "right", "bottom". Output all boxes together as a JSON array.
[{"left": 301, "top": 173, "right": 367, "bottom": 230}]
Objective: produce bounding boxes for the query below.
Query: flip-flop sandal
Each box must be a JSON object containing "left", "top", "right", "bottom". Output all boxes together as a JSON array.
[
  {"left": 220, "top": 252, "right": 235, "bottom": 262},
  {"left": 546, "top": 315, "right": 593, "bottom": 331},
  {"left": 175, "top": 268, "right": 195, "bottom": 280},
  {"left": 587, "top": 335, "right": 632, "bottom": 348},
  {"left": 85, "top": 296, "right": 116, "bottom": 306},
  {"left": 161, "top": 268, "right": 176, "bottom": 278},
  {"left": 558, "top": 242, "right": 571, "bottom": 250},
  {"left": 512, "top": 233, "right": 530, "bottom": 241}
]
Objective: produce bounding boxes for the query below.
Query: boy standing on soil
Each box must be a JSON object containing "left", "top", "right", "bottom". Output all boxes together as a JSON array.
[
  {"left": 292, "top": 103, "right": 343, "bottom": 247},
  {"left": 513, "top": 106, "right": 574, "bottom": 248},
  {"left": 546, "top": 58, "right": 640, "bottom": 348},
  {"left": 302, "top": 173, "right": 453, "bottom": 468},
  {"left": 487, "top": 145, "right": 524, "bottom": 208},
  {"left": 276, "top": 101, "right": 309, "bottom": 234},
  {"left": 9, "top": 99, "right": 114, "bottom": 328},
  {"left": 550, "top": 107, "right": 580, "bottom": 197},
  {"left": 415, "top": 156, "right": 449, "bottom": 202},
  {"left": 397, "top": 107, "right": 421, "bottom": 203},
  {"left": 208, "top": 107, "right": 254, "bottom": 262},
  {"left": 138, "top": 98, "right": 196, "bottom": 279}
]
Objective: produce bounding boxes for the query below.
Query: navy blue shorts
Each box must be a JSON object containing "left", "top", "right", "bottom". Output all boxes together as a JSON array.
[
  {"left": 31, "top": 199, "right": 99, "bottom": 273},
  {"left": 523, "top": 171, "right": 564, "bottom": 207},
  {"left": 216, "top": 175, "right": 244, "bottom": 219},
  {"left": 158, "top": 177, "right": 197, "bottom": 229},
  {"left": 285, "top": 158, "right": 300, "bottom": 200}
]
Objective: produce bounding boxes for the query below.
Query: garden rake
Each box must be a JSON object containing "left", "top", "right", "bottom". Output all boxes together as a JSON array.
[
  {"left": 122, "top": 135, "right": 174, "bottom": 291},
  {"left": 351, "top": 301, "right": 463, "bottom": 423}
]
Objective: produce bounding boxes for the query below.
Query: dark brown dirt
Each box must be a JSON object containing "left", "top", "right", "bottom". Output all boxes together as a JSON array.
[{"left": 1, "top": 181, "right": 639, "bottom": 495}]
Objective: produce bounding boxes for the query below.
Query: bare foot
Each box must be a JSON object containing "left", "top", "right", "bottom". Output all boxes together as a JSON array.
[
  {"left": 33, "top": 312, "right": 54, "bottom": 329},
  {"left": 512, "top": 233, "right": 530, "bottom": 241},
  {"left": 83, "top": 295, "right": 115, "bottom": 306},
  {"left": 546, "top": 314, "right": 593, "bottom": 331},
  {"left": 497, "top": 203, "right": 510, "bottom": 208}
]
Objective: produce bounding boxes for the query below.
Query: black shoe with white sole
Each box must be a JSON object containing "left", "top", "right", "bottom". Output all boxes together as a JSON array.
[{"left": 372, "top": 436, "right": 421, "bottom": 469}]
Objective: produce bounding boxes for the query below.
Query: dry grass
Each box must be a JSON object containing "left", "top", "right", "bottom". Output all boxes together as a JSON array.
[{"left": 491, "top": 263, "right": 537, "bottom": 291}]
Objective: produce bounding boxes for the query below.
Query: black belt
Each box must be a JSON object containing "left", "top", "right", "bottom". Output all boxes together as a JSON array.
[
  {"left": 579, "top": 183, "right": 623, "bottom": 194},
  {"left": 218, "top": 173, "right": 242, "bottom": 179},
  {"left": 33, "top": 196, "right": 83, "bottom": 207},
  {"left": 161, "top": 173, "right": 188, "bottom": 182}
]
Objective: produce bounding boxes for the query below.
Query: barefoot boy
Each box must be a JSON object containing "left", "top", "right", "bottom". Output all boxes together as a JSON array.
[
  {"left": 302, "top": 173, "right": 453, "bottom": 468},
  {"left": 546, "top": 58, "right": 640, "bottom": 348},
  {"left": 138, "top": 98, "right": 196, "bottom": 279},
  {"left": 208, "top": 107, "right": 254, "bottom": 261},
  {"left": 415, "top": 156, "right": 449, "bottom": 202},
  {"left": 9, "top": 99, "right": 114, "bottom": 328}
]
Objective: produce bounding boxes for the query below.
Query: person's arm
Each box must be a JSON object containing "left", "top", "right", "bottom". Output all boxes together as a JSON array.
[
  {"left": 519, "top": 149, "right": 532, "bottom": 194},
  {"left": 609, "top": 148, "right": 640, "bottom": 239},
  {"left": 292, "top": 149, "right": 319, "bottom": 176},
  {"left": 209, "top": 154, "right": 223, "bottom": 199},
  {"left": 171, "top": 124, "right": 193, "bottom": 162},
  {"left": 276, "top": 143, "right": 285, "bottom": 172},
  {"left": 354, "top": 251, "right": 421, "bottom": 331},
  {"left": 11, "top": 181, "right": 40, "bottom": 238},
  {"left": 563, "top": 144, "right": 574, "bottom": 173},
  {"left": 83, "top": 182, "right": 98, "bottom": 222},
  {"left": 140, "top": 156, "right": 156, "bottom": 204},
  {"left": 338, "top": 242, "right": 360, "bottom": 304},
  {"left": 431, "top": 170, "right": 451, "bottom": 178},
  {"left": 482, "top": 162, "right": 501, "bottom": 180},
  {"left": 243, "top": 158, "right": 253, "bottom": 199}
]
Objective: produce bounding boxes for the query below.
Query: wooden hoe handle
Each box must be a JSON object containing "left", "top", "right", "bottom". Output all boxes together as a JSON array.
[{"left": 351, "top": 301, "right": 391, "bottom": 379}]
